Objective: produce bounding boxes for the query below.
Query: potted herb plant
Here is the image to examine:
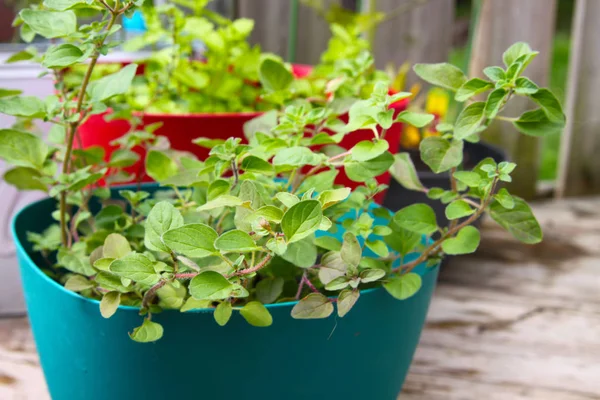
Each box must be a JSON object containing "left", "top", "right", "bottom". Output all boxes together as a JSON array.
[
  {"left": 1, "top": 1, "right": 563, "bottom": 399},
  {"left": 74, "top": 1, "right": 410, "bottom": 192}
]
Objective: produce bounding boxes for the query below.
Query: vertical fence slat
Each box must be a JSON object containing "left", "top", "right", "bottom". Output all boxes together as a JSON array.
[
  {"left": 372, "top": 0, "right": 455, "bottom": 84},
  {"left": 236, "top": 0, "right": 291, "bottom": 58},
  {"left": 294, "top": 1, "right": 341, "bottom": 65},
  {"left": 556, "top": 0, "right": 600, "bottom": 197},
  {"left": 469, "top": 0, "right": 557, "bottom": 199}
]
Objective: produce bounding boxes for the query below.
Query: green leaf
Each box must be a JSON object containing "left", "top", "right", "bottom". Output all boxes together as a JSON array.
[
  {"left": 282, "top": 237, "right": 317, "bottom": 268},
  {"left": 162, "top": 224, "right": 218, "bottom": 258},
  {"left": 57, "top": 246, "right": 95, "bottom": 276},
  {"left": 198, "top": 195, "right": 245, "bottom": 211},
  {"left": 385, "top": 222, "right": 421, "bottom": 256},
  {"left": 360, "top": 268, "right": 386, "bottom": 283},
  {"left": 129, "top": 318, "right": 163, "bottom": 343},
  {"left": 314, "top": 236, "right": 342, "bottom": 251},
  {"left": 145, "top": 201, "right": 184, "bottom": 253},
  {"left": 64, "top": 275, "right": 94, "bottom": 292},
  {"left": 529, "top": 88, "right": 565, "bottom": 123},
  {"left": 109, "top": 149, "right": 139, "bottom": 168},
  {"left": 317, "top": 187, "right": 351, "bottom": 209},
  {"left": 395, "top": 111, "right": 435, "bottom": 128},
  {"left": 181, "top": 298, "right": 211, "bottom": 312},
  {"left": 4, "top": 167, "right": 46, "bottom": 191},
  {"left": 189, "top": 271, "right": 233, "bottom": 300},
  {"left": 0, "top": 89, "right": 22, "bottom": 98},
  {"left": 393, "top": 204, "right": 438, "bottom": 235},
  {"left": 94, "top": 271, "right": 130, "bottom": 293},
  {"left": 483, "top": 66, "right": 505, "bottom": 81},
  {"left": 445, "top": 200, "right": 475, "bottom": 220},
  {"left": 513, "top": 109, "right": 564, "bottom": 137},
  {"left": 145, "top": 150, "right": 178, "bottom": 182},
  {"left": 100, "top": 291, "right": 120, "bottom": 319},
  {"left": 442, "top": 226, "right": 481, "bottom": 255},
  {"left": 503, "top": 42, "right": 533, "bottom": 67},
  {"left": 0, "top": 96, "right": 46, "bottom": 118},
  {"left": 241, "top": 155, "right": 273, "bottom": 174},
  {"left": 259, "top": 57, "right": 293, "bottom": 92},
  {"left": 326, "top": 278, "right": 349, "bottom": 292},
  {"left": 454, "top": 102, "right": 485, "bottom": 140},
  {"left": 43, "top": 0, "right": 92, "bottom": 11},
  {"left": 389, "top": 152, "right": 424, "bottom": 191},
  {"left": 42, "top": 44, "right": 85, "bottom": 68},
  {"left": 240, "top": 301, "right": 273, "bottom": 327},
  {"left": 515, "top": 77, "right": 539, "bottom": 95},
  {"left": 251, "top": 206, "right": 284, "bottom": 223},
  {"left": 291, "top": 293, "right": 334, "bottom": 319},
  {"left": 419, "top": 137, "right": 463, "bottom": 174},
  {"left": 345, "top": 151, "right": 394, "bottom": 182},
  {"left": 296, "top": 169, "right": 339, "bottom": 194},
  {"left": 484, "top": 88, "right": 508, "bottom": 119},
  {"left": 214, "top": 230, "right": 258, "bottom": 253},
  {"left": 214, "top": 302, "right": 233, "bottom": 326},
  {"left": 351, "top": 139, "right": 389, "bottom": 162},
  {"left": 455, "top": 78, "right": 493, "bottom": 102},
  {"left": 110, "top": 253, "right": 159, "bottom": 286},
  {"left": 489, "top": 197, "right": 542, "bottom": 244},
  {"left": 413, "top": 63, "right": 467, "bottom": 91},
  {"left": 102, "top": 233, "right": 131, "bottom": 259},
  {"left": 337, "top": 289, "right": 359, "bottom": 317},
  {"left": 281, "top": 200, "right": 323, "bottom": 243},
  {"left": 341, "top": 232, "right": 361, "bottom": 269},
  {"left": 255, "top": 277, "right": 284, "bottom": 304},
  {"left": 275, "top": 192, "right": 299, "bottom": 208},
  {"left": 87, "top": 64, "right": 138, "bottom": 103},
  {"left": 384, "top": 273, "right": 422, "bottom": 300},
  {"left": 6, "top": 49, "right": 35, "bottom": 64},
  {"left": 495, "top": 188, "right": 515, "bottom": 209},
  {"left": 453, "top": 171, "right": 482, "bottom": 187},
  {"left": 319, "top": 251, "right": 347, "bottom": 284},
  {"left": 20, "top": 9, "right": 76, "bottom": 39},
  {"left": 365, "top": 239, "right": 389, "bottom": 258},
  {"left": 273, "top": 146, "right": 322, "bottom": 167}
]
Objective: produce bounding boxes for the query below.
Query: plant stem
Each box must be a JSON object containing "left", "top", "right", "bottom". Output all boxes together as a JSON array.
[
  {"left": 228, "top": 254, "right": 272, "bottom": 277},
  {"left": 142, "top": 279, "right": 167, "bottom": 309},
  {"left": 59, "top": 8, "right": 121, "bottom": 247}
]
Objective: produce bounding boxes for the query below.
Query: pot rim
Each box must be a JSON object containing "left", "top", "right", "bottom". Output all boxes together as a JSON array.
[{"left": 11, "top": 195, "right": 439, "bottom": 314}]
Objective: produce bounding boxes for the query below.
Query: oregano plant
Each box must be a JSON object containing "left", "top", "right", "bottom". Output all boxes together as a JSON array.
[{"left": 0, "top": 0, "right": 563, "bottom": 344}]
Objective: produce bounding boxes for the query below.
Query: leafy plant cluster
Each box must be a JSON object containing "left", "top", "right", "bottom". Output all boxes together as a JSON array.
[{"left": 0, "top": 0, "right": 563, "bottom": 343}]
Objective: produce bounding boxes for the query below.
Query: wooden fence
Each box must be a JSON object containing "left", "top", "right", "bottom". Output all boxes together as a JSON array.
[{"left": 232, "top": 0, "right": 598, "bottom": 200}]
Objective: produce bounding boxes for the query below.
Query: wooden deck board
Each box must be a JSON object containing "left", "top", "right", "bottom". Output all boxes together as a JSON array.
[{"left": 0, "top": 198, "right": 599, "bottom": 399}]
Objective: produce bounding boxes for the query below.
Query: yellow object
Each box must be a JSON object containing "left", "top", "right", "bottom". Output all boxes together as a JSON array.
[{"left": 425, "top": 87, "right": 450, "bottom": 117}]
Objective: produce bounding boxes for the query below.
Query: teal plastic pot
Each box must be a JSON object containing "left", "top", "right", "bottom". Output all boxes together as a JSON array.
[{"left": 12, "top": 194, "right": 439, "bottom": 400}]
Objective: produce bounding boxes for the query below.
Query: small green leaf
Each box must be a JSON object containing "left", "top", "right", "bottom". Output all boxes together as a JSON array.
[
  {"left": 337, "top": 289, "right": 359, "bottom": 317},
  {"left": 513, "top": 108, "right": 564, "bottom": 137},
  {"left": 282, "top": 237, "right": 317, "bottom": 268},
  {"left": 389, "top": 152, "right": 425, "bottom": 192},
  {"left": 325, "top": 276, "right": 350, "bottom": 291},
  {"left": 384, "top": 273, "right": 422, "bottom": 300},
  {"left": 109, "top": 149, "right": 139, "bottom": 168},
  {"left": 385, "top": 222, "right": 421, "bottom": 257},
  {"left": 485, "top": 88, "right": 508, "bottom": 119},
  {"left": 489, "top": 197, "right": 542, "bottom": 244},
  {"left": 145, "top": 201, "right": 184, "bottom": 253},
  {"left": 281, "top": 200, "right": 323, "bottom": 243},
  {"left": 259, "top": 57, "right": 293, "bottom": 92},
  {"left": 395, "top": 111, "right": 435, "bottom": 128},
  {"left": 100, "top": 291, "right": 120, "bottom": 319},
  {"left": 163, "top": 224, "right": 218, "bottom": 258},
  {"left": 413, "top": 63, "right": 467, "bottom": 91},
  {"left": 129, "top": 318, "right": 164, "bottom": 343},
  {"left": 453, "top": 171, "right": 482, "bottom": 187},
  {"left": 291, "top": 293, "right": 334, "bottom": 319},
  {"left": 317, "top": 187, "right": 351, "bottom": 209},
  {"left": 419, "top": 137, "right": 463, "bottom": 174},
  {"left": 455, "top": 78, "right": 493, "bottom": 102},
  {"left": 351, "top": 139, "right": 389, "bottom": 162},
  {"left": 495, "top": 188, "right": 515, "bottom": 209},
  {"left": 110, "top": 253, "right": 160, "bottom": 286},
  {"left": 442, "top": 226, "right": 481, "bottom": 255},
  {"left": 319, "top": 251, "right": 347, "bottom": 284},
  {"left": 189, "top": 271, "right": 233, "bottom": 300},
  {"left": 341, "top": 232, "right": 361, "bottom": 269},
  {"left": 240, "top": 301, "right": 273, "bottom": 327},
  {"left": 366, "top": 239, "right": 389, "bottom": 258},
  {"left": 198, "top": 195, "right": 244, "bottom": 211},
  {"left": 65, "top": 275, "right": 94, "bottom": 292},
  {"left": 515, "top": 77, "right": 539, "bottom": 94},
  {"left": 20, "top": 9, "right": 76, "bottom": 39},
  {"left": 360, "top": 268, "right": 386, "bottom": 283},
  {"left": 241, "top": 155, "right": 273, "bottom": 174},
  {"left": 4, "top": 167, "right": 47, "bottom": 191},
  {"left": 445, "top": 200, "right": 475, "bottom": 220},
  {"left": 146, "top": 150, "right": 178, "bottom": 182},
  {"left": 0, "top": 97, "right": 46, "bottom": 118},
  {"left": 255, "top": 277, "right": 285, "bottom": 304},
  {"left": 529, "top": 88, "right": 565, "bottom": 123},
  {"left": 503, "top": 42, "right": 533, "bottom": 67},
  {"left": 87, "top": 64, "right": 138, "bottom": 102},
  {"left": 102, "top": 233, "right": 131, "bottom": 259},
  {"left": 483, "top": 66, "right": 505, "bottom": 81},
  {"left": 214, "top": 230, "right": 259, "bottom": 253},
  {"left": 181, "top": 298, "right": 211, "bottom": 312},
  {"left": 273, "top": 146, "right": 322, "bottom": 167},
  {"left": 314, "top": 236, "right": 342, "bottom": 251},
  {"left": 214, "top": 302, "right": 233, "bottom": 326},
  {"left": 345, "top": 151, "right": 394, "bottom": 182},
  {"left": 275, "top": 192, "right": 300, "bottom": 208},
  {"left": 454, "top": 102, "right": 486, "bottom": 140},
  {"left": 42, "top": 43, "right": 85, "bottom": 68},
  {"left": 393, "top": 204, "right": 438, "bottom": 235}
]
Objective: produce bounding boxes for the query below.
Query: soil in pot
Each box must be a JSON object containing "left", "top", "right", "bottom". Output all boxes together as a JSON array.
[{"left": 12, "top": 186, "right": 439, "bottom": 400}]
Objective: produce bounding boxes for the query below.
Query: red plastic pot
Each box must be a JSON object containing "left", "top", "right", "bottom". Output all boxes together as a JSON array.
[{"left": 79, "top": 64, "right": 408, "bottom": 198}]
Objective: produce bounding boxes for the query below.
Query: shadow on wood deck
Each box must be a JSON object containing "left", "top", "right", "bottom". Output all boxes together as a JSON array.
[{"left": 1, "top": 198, "right": 599, "bottom": 399}]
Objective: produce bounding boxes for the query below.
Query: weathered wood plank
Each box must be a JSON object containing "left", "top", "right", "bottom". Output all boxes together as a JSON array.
[
  {"left": 236, "top": 0, "right": 291, "bottom": 58},
  {"left": 469, "top": 0, "right": 558, "bottom": 199}
]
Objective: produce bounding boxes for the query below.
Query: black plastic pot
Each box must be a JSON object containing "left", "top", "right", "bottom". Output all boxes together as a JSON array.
[{"left": 383, "top": 141, "right": 507, "bottom": 226}]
